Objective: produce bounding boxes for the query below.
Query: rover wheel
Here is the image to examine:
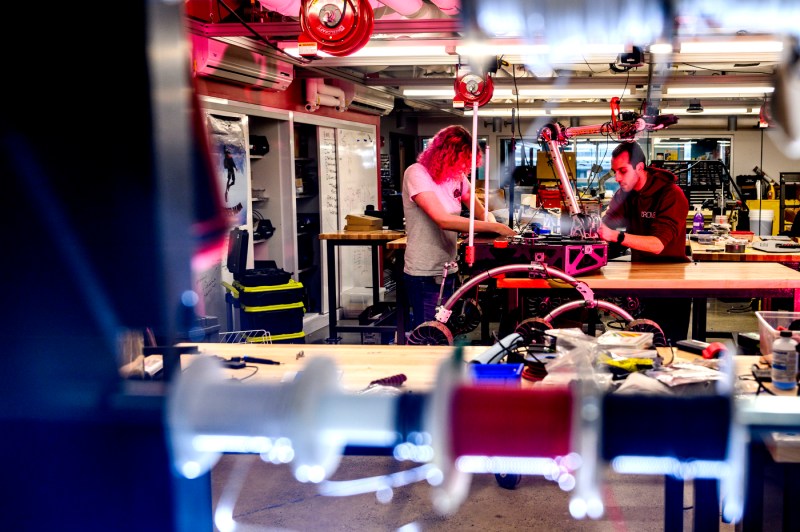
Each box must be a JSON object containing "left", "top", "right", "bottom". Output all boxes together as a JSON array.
[
  {"left": 495, "top": 472, "right": 522, "bottom": 490},
  {"left": 625, "top": 318, "right": 667, "bottom": 347},
  {"left": 514, "top": 317, "right": 553, "bottom": 346},
  {"left": 447, "top": 298, "right": 482, "bottom": 336},
  {"left": 407, "top": 320, "right": 454, "bottom": 346}
]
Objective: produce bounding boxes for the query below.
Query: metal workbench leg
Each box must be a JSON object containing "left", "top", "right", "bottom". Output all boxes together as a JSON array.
[
  {"left": 395, "top": 250, "right": 407, "bottom": 345},
  {"left": 692, "top": 298, "right": 707, "bottom": 342},
  {"left": 694, "top": 479, "right": 720, "bottom": 531},
  {"left": 665, "top": 476, "right": 684, "bottom": 532},
  {"left": 372, "top": 244, "right": 380, "bottom": 310},
  {"left": 738, "top": 437, "right": 766, "bottom": 532},
  {"left": 326, "top": 240, "right": 340, "bottom": 343}
]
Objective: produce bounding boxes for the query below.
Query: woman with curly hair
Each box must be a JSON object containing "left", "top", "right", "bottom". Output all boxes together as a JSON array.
[{"left": 402, "top": 125, "right": 515, "bottom": 329}]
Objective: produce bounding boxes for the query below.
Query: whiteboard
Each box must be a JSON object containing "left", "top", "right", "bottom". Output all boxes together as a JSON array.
[
  {"left": 337, "top": 128, "right": 378, "bottom": 290},
  {"left": 318, "top": 127, "right": 339, "bottom": 233}
]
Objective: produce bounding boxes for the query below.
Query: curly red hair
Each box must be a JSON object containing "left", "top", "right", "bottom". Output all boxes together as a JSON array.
[{"left": 417, "top": 125, "right": 482, "bottom": 183}]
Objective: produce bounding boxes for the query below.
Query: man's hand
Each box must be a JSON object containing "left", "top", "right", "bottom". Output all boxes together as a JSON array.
[{"left": 597, "top": 222, "right": 617, "bottom": 243}]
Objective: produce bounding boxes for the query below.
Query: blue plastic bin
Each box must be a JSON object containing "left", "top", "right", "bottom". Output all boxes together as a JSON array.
[{"left": 470, "top": 363, "right": 524, "bottom": 386}]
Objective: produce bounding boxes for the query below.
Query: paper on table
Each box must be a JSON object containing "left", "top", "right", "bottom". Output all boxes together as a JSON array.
[{"left": 646, "top": 362, "right": 723, "bottom": 387}]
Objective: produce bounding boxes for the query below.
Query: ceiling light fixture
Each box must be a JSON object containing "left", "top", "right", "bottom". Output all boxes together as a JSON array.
[
  {"left": 516, "top": 88, "right": 632, "bottom": 98},
  {"left": 404, "top": 87, "right": 630, "bottom": 100},
  {"left": 279, "top": 43, "right": 452, "bottom": 59},
  {"left": 548, "top": 108, "right": 619, "bottom": 117},
  {"left": 463, "top": 108, "right": 548, "bottom": 117},
  {"left": 403, "top": 88, "right": 514, "bottom": 98},
  {"left": 679, "top": 40, "right": 783, "bottom": 54},
  {"left": 661, "top": 106, "right": 758, "bottom": 116},
  {"left": 649, "top": 43, "right": 673, "bottom": 54},
  {"left": 665, "top": 86, "right": 775, "bottom": 96}
]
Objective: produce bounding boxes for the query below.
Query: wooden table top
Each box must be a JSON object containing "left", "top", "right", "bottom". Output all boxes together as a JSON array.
[
  {"left": 581, "top": 261, "right": 800, "bottom": 289},
  {"left": 319, "top": 229, "right": 405, "bottom": 241},
  {"left": 179, "top": 342, "right": 487, "bottom": 392},
  {"left": 497, "top": 261, "right": 800, "bottom": 290},
  {"left": 690, "top": 238, "right": 800, "bottom": 262},
  {"left": 387, "top": 236, "right": 407, "bottom": 249}
]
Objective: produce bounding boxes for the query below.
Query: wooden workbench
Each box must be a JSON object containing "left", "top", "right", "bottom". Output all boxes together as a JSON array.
[
  {"left": 391, "top": 234, "right": 800, "bottom": 343},
  {"left": 181, "top": 343, "right": 490, "bottom": 392},
  {"left": 690, "top": 237, "right": 800, "bottom": 263},
  {"left": 497, "top": 261, "right": 800, "bottom": 340},
  {"left": 318, "top": 230, "right": 405, "bottom": 343}
]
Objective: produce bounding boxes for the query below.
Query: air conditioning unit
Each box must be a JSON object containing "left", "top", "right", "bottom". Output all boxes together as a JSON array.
[
  {"left": 332, "top": 80, "right": 395, "bottom": 116},
  {"left": 191, "top": 35, "right": 293, "bottom": 91}
]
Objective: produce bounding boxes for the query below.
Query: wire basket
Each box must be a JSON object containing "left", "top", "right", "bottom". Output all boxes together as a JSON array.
[{"left": 220, "top": 329, "right": 272, "bottom": 344}]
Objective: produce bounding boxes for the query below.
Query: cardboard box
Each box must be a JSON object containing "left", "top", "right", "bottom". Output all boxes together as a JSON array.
[{"left": 344, "top": 214, "right": 383, "bottom": 230}]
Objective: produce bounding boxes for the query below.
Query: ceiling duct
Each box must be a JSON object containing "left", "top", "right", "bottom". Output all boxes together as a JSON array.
[
  {"left": 191, "top": 35, "right": 293, "bottom": 91},
  {"left": 332, "top": 80, "right": 395, "bottom": 115}
]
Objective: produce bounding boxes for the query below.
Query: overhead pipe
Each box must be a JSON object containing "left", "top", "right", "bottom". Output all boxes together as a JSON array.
[
  {"left": 305, "top": 78, "right": 346, "bottom": 112},
  {"left": 428, "top": 0, "right": 459, "bottom": 15},
  {"left": 258, "top": 0, "right": 454, "bottom": 20},
  {"left": 372, "top": 0, "right": 424, "bottom": 17},
  {"left": 257, "top": 0, "right": 302, "bottom": 16}
]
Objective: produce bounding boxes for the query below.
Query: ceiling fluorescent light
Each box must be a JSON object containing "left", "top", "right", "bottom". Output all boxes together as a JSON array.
[
  {"left": 680, "top": 40, "right": 783, "bottom": 54},
  {"left": 517, "top": 88, "right": 631, "bottom": 98},
  {"left": 280, "top": 44, "right": 451, "bottom": 59},
  {"left": 666, "top": 86, "right": 774, "bottom": 95},
  {"left": 661, "top": 107, "right": 754, "bottom": 115},
  {"left": 548, "top": 108, "right": 617, "bottom": 117},
  {"left": 456, "top": 43, "right": 550, "bottom": 57},
  {"left": 403, "top": 88, "right": 514, "bottom": 98},
  {"left": 464, "top": 108, "right": 548, "bottom": 117},
  {"left": 649, "top": 43, "right": 673, "bottom": 54}
]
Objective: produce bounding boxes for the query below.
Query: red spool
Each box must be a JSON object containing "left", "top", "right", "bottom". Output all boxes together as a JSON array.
[
  {"left": 454, "top": 73, "right": 494, "bottom": 108},
  {"left": 449, "top": 385, "right": 573, "bottom": 458},
  {"left": 300, "top": 0, "right": 373, "bottom": 57}
]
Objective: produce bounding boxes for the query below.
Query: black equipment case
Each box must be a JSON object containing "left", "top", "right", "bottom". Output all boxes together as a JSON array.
[{"left": 225, "top": 228, "right": 305, "bottom": 343}]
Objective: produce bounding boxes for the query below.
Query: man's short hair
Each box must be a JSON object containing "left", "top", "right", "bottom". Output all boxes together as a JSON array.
[{"left": 612, "top": 141, "right": 646, "bottom": 167}]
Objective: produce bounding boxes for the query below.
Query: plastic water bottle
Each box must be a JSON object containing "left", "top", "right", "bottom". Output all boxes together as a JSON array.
[
  {"left": 692, "top": 205, "right": 704, "bottom": 234},
  {"left": 771, "top": 330, "right": 798, "bottom": 391}
]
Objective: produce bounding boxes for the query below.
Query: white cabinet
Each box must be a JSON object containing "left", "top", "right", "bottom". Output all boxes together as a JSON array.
[{"left": 199, "top": 96, "right": 378, "bottom": 337}]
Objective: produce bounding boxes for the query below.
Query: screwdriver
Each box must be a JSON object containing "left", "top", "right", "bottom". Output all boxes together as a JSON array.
[{"left": 357, "top": 373, "right": 407, "bottom": 394}]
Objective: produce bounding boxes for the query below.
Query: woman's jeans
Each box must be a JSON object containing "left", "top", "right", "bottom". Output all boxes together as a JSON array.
[{"left": 404, "top": 273, "right": 456, "bottom": 329}]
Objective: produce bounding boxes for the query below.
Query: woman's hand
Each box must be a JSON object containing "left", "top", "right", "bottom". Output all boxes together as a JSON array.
[{"left": 490, "top": 222, "right": 517, "bottom": 237}]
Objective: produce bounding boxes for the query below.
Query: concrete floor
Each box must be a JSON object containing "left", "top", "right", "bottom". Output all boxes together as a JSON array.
[
  {"left": 209, "top": 298, "right": 767, "bottom": 531},
  {"left": 211, "top": 454, "right": 736, "bottom": 532}
]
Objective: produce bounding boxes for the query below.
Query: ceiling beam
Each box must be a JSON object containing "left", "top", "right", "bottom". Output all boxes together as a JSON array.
[{"left": 186, "top": 18, "right": 462, "bottom": 39}]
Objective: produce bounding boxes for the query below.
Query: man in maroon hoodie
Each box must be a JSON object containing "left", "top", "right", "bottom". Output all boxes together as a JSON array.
[{"left": 598, "top": 141, "right": 691, "bottom": 344}]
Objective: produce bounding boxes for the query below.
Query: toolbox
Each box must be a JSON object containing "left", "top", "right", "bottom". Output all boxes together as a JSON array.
[
  {"left": 232, "top": 278, "right": 304, "bottom": 307},
  {"left": 225, "top": 228, "right": 305, "bottom": 343},
  {"left": 239, "top": 301, "right": 305, "bottom": 338},
  {"left": 227, "top": 227, "right": 293, "bottom": 285}
]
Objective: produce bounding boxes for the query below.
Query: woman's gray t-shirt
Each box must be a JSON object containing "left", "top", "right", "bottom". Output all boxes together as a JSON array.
[{"left": 402, "top": 163, "right": 468, "bottom": 276}]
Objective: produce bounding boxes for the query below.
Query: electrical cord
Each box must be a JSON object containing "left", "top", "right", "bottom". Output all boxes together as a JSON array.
[
  {"left": 239, "top": 365, "right": 260, "bottom": 382},
  {"left": 217, "top": 0, "right": 312, "bottom": 65}
]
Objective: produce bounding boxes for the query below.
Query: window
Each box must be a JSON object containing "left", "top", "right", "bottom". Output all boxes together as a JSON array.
[
  {"left": 420, "top": 136, "right": 488, "bottom": 180},
  {"left": 651, "top": 137, "right": 732, "bottom": 169}
]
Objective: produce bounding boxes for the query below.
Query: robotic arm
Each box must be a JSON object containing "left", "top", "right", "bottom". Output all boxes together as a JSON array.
[{"left": 537, "top": 98, "right": 678, "bottom": 237}]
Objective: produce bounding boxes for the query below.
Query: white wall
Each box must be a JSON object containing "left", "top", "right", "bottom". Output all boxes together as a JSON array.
[{"left": 406, "top": 116, "right": 800, "bottom": 184}]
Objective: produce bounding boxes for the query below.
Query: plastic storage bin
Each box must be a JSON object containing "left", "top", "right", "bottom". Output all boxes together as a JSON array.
[{"left": 755, "top": 311, "right": 800, "bottom": 356}]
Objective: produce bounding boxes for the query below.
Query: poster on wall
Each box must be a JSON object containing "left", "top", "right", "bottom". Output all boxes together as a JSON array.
[
  {"left": 196, "top": 113, "right": 249, "bottom": 332},
  {"left": 206, "top": 113, "right": 248, "bottom": 227}
]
